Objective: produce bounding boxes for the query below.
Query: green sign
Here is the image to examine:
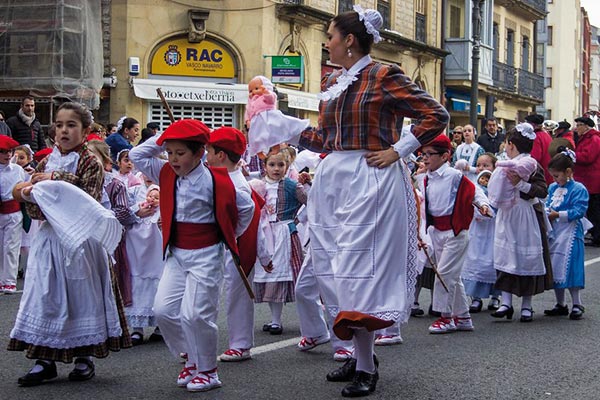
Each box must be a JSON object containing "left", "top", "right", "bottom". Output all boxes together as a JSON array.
[{"left": 270, "top": 55, "right": 304, "bottom": 84}]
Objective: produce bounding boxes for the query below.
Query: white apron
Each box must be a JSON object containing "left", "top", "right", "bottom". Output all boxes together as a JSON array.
[{"left": 253, "top": 220, "right": 294, "bottom": 283}]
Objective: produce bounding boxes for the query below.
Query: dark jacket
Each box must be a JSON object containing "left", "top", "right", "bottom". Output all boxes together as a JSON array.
[
  {"left": 477, "top": 131, "right": 506, "bottom": 154},
  {"left": 6, "top": 114, "right": 46, "bottom": 152}
]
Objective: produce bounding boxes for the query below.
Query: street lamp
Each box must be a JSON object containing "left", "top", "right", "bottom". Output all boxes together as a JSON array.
[{"left": 470, "top": 0, "right": 485, "bottom": 127}]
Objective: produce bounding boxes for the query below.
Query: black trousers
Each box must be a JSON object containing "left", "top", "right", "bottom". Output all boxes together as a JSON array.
[{"left": 587, "top": 193, "right": 600, "bottom": 243}]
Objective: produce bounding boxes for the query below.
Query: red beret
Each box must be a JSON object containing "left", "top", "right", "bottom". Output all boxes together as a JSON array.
[
  {"left": 0, "top": 135, "right": 20, "bottom": 151},
  {"left": 209, "top": 127, "right": 247, "bottom": 156},
  {"left": 86, "top": 133, "right": 103, "bottom": 142},
  {"left": 33, "top": 147, "right": 53, "bottom": 163},
  {"left": 156, "top": 119, "right": 210, "bottom": 146},
  {"left": 422, "top": 134, "right": 452, "bottom": 152}
]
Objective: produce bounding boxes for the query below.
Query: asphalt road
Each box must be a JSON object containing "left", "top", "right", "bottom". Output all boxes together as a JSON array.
[{"left": 2, "top": 247, "right": 600, "bottom": 400}]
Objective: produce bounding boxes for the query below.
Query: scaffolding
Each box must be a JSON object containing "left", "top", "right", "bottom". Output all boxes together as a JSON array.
[{"left": 0, "top": 0, "right": 103, "bottom": 108}]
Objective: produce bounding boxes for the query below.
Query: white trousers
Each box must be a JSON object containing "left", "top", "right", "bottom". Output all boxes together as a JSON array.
[
  {"left": 154, "top": 244, "right": 224, "bottom": 371},
  {"left": 295, "top": 251, "right": 353, "bottom": 351},
  {"left": 223, "top": 255, "right": 254, "bottom": 350},
  {"left": 0, "top": 211, "right": 23, "bottom": 286},
  {"left": 430, "top": 228, "right": 470, "bottom": 316}
]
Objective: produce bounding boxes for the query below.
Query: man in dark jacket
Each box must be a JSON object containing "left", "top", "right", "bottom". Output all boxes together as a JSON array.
[
  {"left": 477, "top": 117, "right": 505, "bottom": 154},
  {"left": 6, "top": 96, "right": 46, "bottom": 152}
]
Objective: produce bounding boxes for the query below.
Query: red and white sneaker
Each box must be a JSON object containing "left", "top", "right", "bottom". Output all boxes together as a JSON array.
[
  {"left": 374, "top": 334, "right": 403, "bottom": 346},
  {"left": 297, "top": 334, "right": 330, "bottom": 351},
  {"left": 333, "top": 348, "right": 354, "bottom": 362},
  {"left": 428, "top": 317, "right": 457, "bottom": 334},
  {"left": 186, "top": 368, "right": 222, "bottom": 392},
  {"left": 219, "top": 348, "right": 251, "bottom": 362},
  {"left": 2, "top": 285, "right": 17, "bottom": 294},
  {"left": 454, "top": 316, "right": 474, "bottom": 331},
  {"left": 176, "top": 363, "right": 197, "bottom": 387}
]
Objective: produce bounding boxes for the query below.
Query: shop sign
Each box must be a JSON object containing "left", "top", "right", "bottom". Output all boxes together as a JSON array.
[
  {"left": 151, "top": 38, "right": 236, "bottom": 78},
  {"left": 270, "top": 55, "right": 304, "bottom": 84}
]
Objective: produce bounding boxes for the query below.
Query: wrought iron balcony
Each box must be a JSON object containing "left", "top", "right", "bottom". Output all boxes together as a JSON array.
[
  {"left": 492, "top": 60, "right": 516, "bottom": 92},
  {"left": 517, "top": 68, "right": 544, "bottom": 101},
  {"left": 495, "top": 0, "right": 546, "bottom": 21}
]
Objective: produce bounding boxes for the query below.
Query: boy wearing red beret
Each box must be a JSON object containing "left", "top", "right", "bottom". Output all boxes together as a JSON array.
[
  {"left": 417, "top": 134, "right": 490, "bottom": 334},
  {"left": 129, "top": 120, "right": 255, "bottom": 392},
  {"left": 206, "top": 126, "right": 271, "bottom": 362},
  {"left": 0, "top": 135, "right": 27, "bottom": 293}
]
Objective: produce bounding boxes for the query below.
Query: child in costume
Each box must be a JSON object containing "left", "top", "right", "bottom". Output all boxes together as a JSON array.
[
  {"left": 12, "top": 145, "right": 35, "bottom": 279},
  {"left": 252, "top": 150, "right": 309, "bottom": 335},
  {"left": 452, "top": 124, "right": 485, "bottom": 182},
  {"left": 0, "top": 135, "right": 26, "bottom": 293},
  {"left": 544, "top": 150, "right": 589, "bottom": 320},
  {"left": 115, "top": 149, "right": 142, "bottom": 189},
  {"left": 205, "top": 126, "right": 271, "bottom": 362},
  {"left": 129, "top": 119, "right": 254, "bottom": 392},
  {"left": 9, "top": 102, "right": 128, "bottom": 386}
]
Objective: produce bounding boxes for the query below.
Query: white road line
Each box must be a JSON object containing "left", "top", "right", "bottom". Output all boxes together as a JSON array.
[
  {"left": 585, "top": 256, "right": 600, "bottom": 266},
  {"left": 251, "top": 337, "right": 301, "bottom": 355}
]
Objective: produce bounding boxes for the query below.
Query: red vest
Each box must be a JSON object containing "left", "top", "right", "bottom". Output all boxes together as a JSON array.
[
  {"left": 159, "top": 163, "right": 239, "bottom": 259},
  {"left": 424, "top": 175, "right": 475, "bottom": 236},
  {"left": 237, "top": 189, "right": 265, "bottom": 276}
]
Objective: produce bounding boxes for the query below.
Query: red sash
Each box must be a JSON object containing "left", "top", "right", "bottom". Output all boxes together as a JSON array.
[
  {"left": 0, "top": 200, "right": 20, "bottom": 214},
  {"left": 159, "top": 163, "right": 239, "bottom": 258},
  {"left": 173, "top": 222, "right": 220, "bottom": 250},
  {"left": 238, "top": 189, "right": 266, "bottom": 276},
  {"left": 431, "top": 215, "right": 452, "bottom": 231}
]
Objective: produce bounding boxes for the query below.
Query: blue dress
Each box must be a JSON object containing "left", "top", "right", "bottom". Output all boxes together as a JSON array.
[
  {"left": 105, "top": 132, "right": 133, "bottom": 162},
  {"left": 546, "top": 180, "right": 589, "bottom": 289}
]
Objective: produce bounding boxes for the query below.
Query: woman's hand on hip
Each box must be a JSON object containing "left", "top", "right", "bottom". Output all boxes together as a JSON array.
[{"left": 365, "top": 148, "right": 399, "bottom": 169}]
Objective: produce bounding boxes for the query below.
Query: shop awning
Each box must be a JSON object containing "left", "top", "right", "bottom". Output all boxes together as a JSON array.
[
  {"left": 132, "top": 78, "right": 249, "bottom": 104},
  {"left": 277, "top": 87, "right": 320, "bottom": 112}
]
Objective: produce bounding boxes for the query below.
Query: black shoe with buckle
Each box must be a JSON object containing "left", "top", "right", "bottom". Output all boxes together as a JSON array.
[
  {"left": 68, "top": 358, "right": 95, "bottom": 381},
  {"left": 570, "top": 305, "right": 585, "bottom": 320},
  {"left": 341, "top": 370, "right": 379, "bottom": 398},
  {"left": 544, "top": 303, "right": 569, "bottom": 316},
  {"left": 18, "top": 360, "right": 58, "bottom": 387}
]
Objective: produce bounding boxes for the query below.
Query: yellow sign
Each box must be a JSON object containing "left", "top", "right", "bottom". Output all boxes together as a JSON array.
[{"left": 151, "top": 38, "right": 236, "bottom": 78}]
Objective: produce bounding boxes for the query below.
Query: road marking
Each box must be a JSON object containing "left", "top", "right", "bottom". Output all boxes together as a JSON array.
[
  {"left": 585, "top": 256, "right": 600, "bottom": 266},
  {"left": 251, "top": 337, "right": 301, "bottom": 355}
]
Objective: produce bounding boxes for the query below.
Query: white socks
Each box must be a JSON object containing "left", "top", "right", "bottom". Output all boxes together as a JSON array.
[
  {"left": 269, "top": 302, "right": 283, "bottom": 327},
  {"left": 353, "top": 328, "right": 376, "bottom": 374},
  {"left": 554, "top": 288, "right": 566, "bottom": 306},
  {"left": 569, "top": 288, "right": 582, "bottom": 306},
  {"left": 497, "top": 291, "right": 513, "bottom": 312},
  {"left": 75, "top": 356, "right": 93, "bottom": 371}
]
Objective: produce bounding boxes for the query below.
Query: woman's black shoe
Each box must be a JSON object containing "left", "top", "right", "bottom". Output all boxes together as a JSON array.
[
  {"left": 327, "top": 358, "right": 357, "bottom": 382},
  {"left": 469, "top": 299, "right": 483, "bottom": 313},
  {"left": 491, "top": 305, "right": 514, "bottom": 320},
  {"left": 341, "top": 370, "right": 379, "bottom": 398},
  {"left": 520, "top": 308, "right": 534, "bottom": 322},
  {"left": 68, "top": 358, "right": 95, "bottom": 381},
  {"left": 18, "top": 360, "right": 58, "bottom": 386},
  {"left": 131, "top": 332, "right": 144, "bottom": 346},
  {"left": 262, "top": 323, "right": 272, "bottom": 332},
  {"left": 544, "top": 304, "right": 569, "bottom": 316},
  {"left": 570, "top": 305, "right": 585, "bottom": 320},
  {"left": 269, "top": 324, "right": 283, "bottom": 335}
]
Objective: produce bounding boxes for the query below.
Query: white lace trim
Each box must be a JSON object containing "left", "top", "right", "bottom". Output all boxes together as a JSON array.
[
  {"left": 549, "top": 187, "right": 568, "bottom": 209},
  {"left": 516, "top": 122, "right": 536, "bottom": 140},
  {"left": 45, "top": 146, "right": 80, "bottom": 174},
  {"left": 318, "top": 55, "right": 372, "bottom": 101},
  {"left": 353, "top": 5, "right": 382, "bottom": 43},
  {"left": 126, "top": 314, "right": 157, "bottom": 328}
]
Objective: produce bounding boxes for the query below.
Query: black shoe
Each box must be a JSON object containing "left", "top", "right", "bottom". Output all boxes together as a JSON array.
[
  {"left": 520, "top": 308, "right": 534, "bottom": 322},
  {"left": 327, "top": 355, "right": 378, "bottom": 382},
  {"left": 487, "top": 298, "right": 500, "bottom": 311},
  {"left": 428, "top": 305, "right": 441, "bottom": 317},
  {"left": 269, "top": 324, "right": 283, "bottom": 335},
  {"left": 544, "top": 304, "right": 569, "bottom": 316},
  {"left": 570, "top": 305, "right": 585, "bottom": 320},
  {"left": 341, "top": 370, "right": 379, "bottom": 398},
  {"left": 411, "top": 307, "right": 424, "bottom": 317},
  {"left": 68, "top": 358, "right": 95, "bottom": 381},
  {"left": 469, "top": 299, "right": 483, "bottom": 313},
  {"left": 148, "top": 332, "right": 164, "bottom": 342},
  {"left": 131, "top": 332, "right": 144, "bottom": 346},
  {"left": 491, "top": 305, "right": 514, "bottom": 320},
  {"left": 262, "top": 323, "right": 272, "bottom": 332},
  {"left": 18, "top": 360, "right": 58, "bottom": 387}
]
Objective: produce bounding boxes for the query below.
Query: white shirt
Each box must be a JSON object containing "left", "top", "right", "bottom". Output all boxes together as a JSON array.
[
  {"left": 129, "top": 135, "right": 254, "bottom": 237},
  {"left": 1, "top": 163, "right": 26, "bottom": 201}
]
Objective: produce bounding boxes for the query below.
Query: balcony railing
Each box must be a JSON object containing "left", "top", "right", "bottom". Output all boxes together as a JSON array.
[
  {"left": 492, "top": 60, "right": 516, "bottom": 92},
  {"left": 518, "top": 68, "right": 544, "bottom": 100},
  {"left": 522, "top": 0, "right": 546, "bottom": 10},
  {"left": 494, "top": 0, "right": 546, "bottom": 20}
]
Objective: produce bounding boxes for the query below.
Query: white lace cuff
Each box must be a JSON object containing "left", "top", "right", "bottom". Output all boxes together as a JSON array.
[{"left": 392, "top": 131, "right": 421, "bottom": 159}]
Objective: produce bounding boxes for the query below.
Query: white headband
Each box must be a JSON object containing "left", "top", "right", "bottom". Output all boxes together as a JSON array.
[
  {"left": 516, "top": 122, "right": 536, "bottom": 140},
  {"left": 353, "top": 5, "right": 383, "bottom": 44},
  {"left": 561, "top": 148, "right": 576, "bottom": 163},
  {"left": 116, "top": 116, "right": 127, "bottom": 133}
]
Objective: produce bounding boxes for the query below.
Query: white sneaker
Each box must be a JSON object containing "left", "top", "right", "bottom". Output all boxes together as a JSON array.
[
  {"left": 333, "top": 348, "right": 354, "bottom": 362},
  {"left": 454, "top": 316, "right": 474, "bottom": 331},
  {"left": 186, "top": 369, "right": 222, "bottom": 392},
  {"left": 428, "top": 317, "right": 457, "bottom": 334},
  {"left": 219, "top": 348, "right": 251, "bottom": 362},
  {"left": 297, "top": 334, "right": 331, "bottom": 351},
  {"left": 176, "top": 363, "right": 196, "bottom": 387},
  {"left": 374, "top": 334, "right": 403, "bottom": 346}
]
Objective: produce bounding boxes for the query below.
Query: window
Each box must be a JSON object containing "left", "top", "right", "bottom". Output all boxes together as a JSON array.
[
  {"left": 521, "top": 36, "right": 530, "bottom": 71},
  {"left": 447, "top": 0, "right": 465, "bottom": 39},
  {"left": 338, "top": 0, "right": 353, "bottom": 14},
  {"left": 415, "top": 0, "right": 426, "bottom": 43},
  {"left": 535, "top": 43, "right": 544, "bottom": 74},
  {"left": 149, "top": 103, "right": 235, "bottom": 131},
  {"left": 506, "top": 29, "right": 515, "bottom": 66},
  {"left": 378, "top": 0, "right": 391, "bottom": 30},
  {"left": 545, "top": 67, "right": 552, "bottom": 87},
  {"left": 547, "top": 26, "right": 553, "bottom": 45},
  {"left": 547, "top": 109, "right": 552, "bottom": 120},
  {"left": 493, "top": 23, "right": 499, "bottom": 61}
]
